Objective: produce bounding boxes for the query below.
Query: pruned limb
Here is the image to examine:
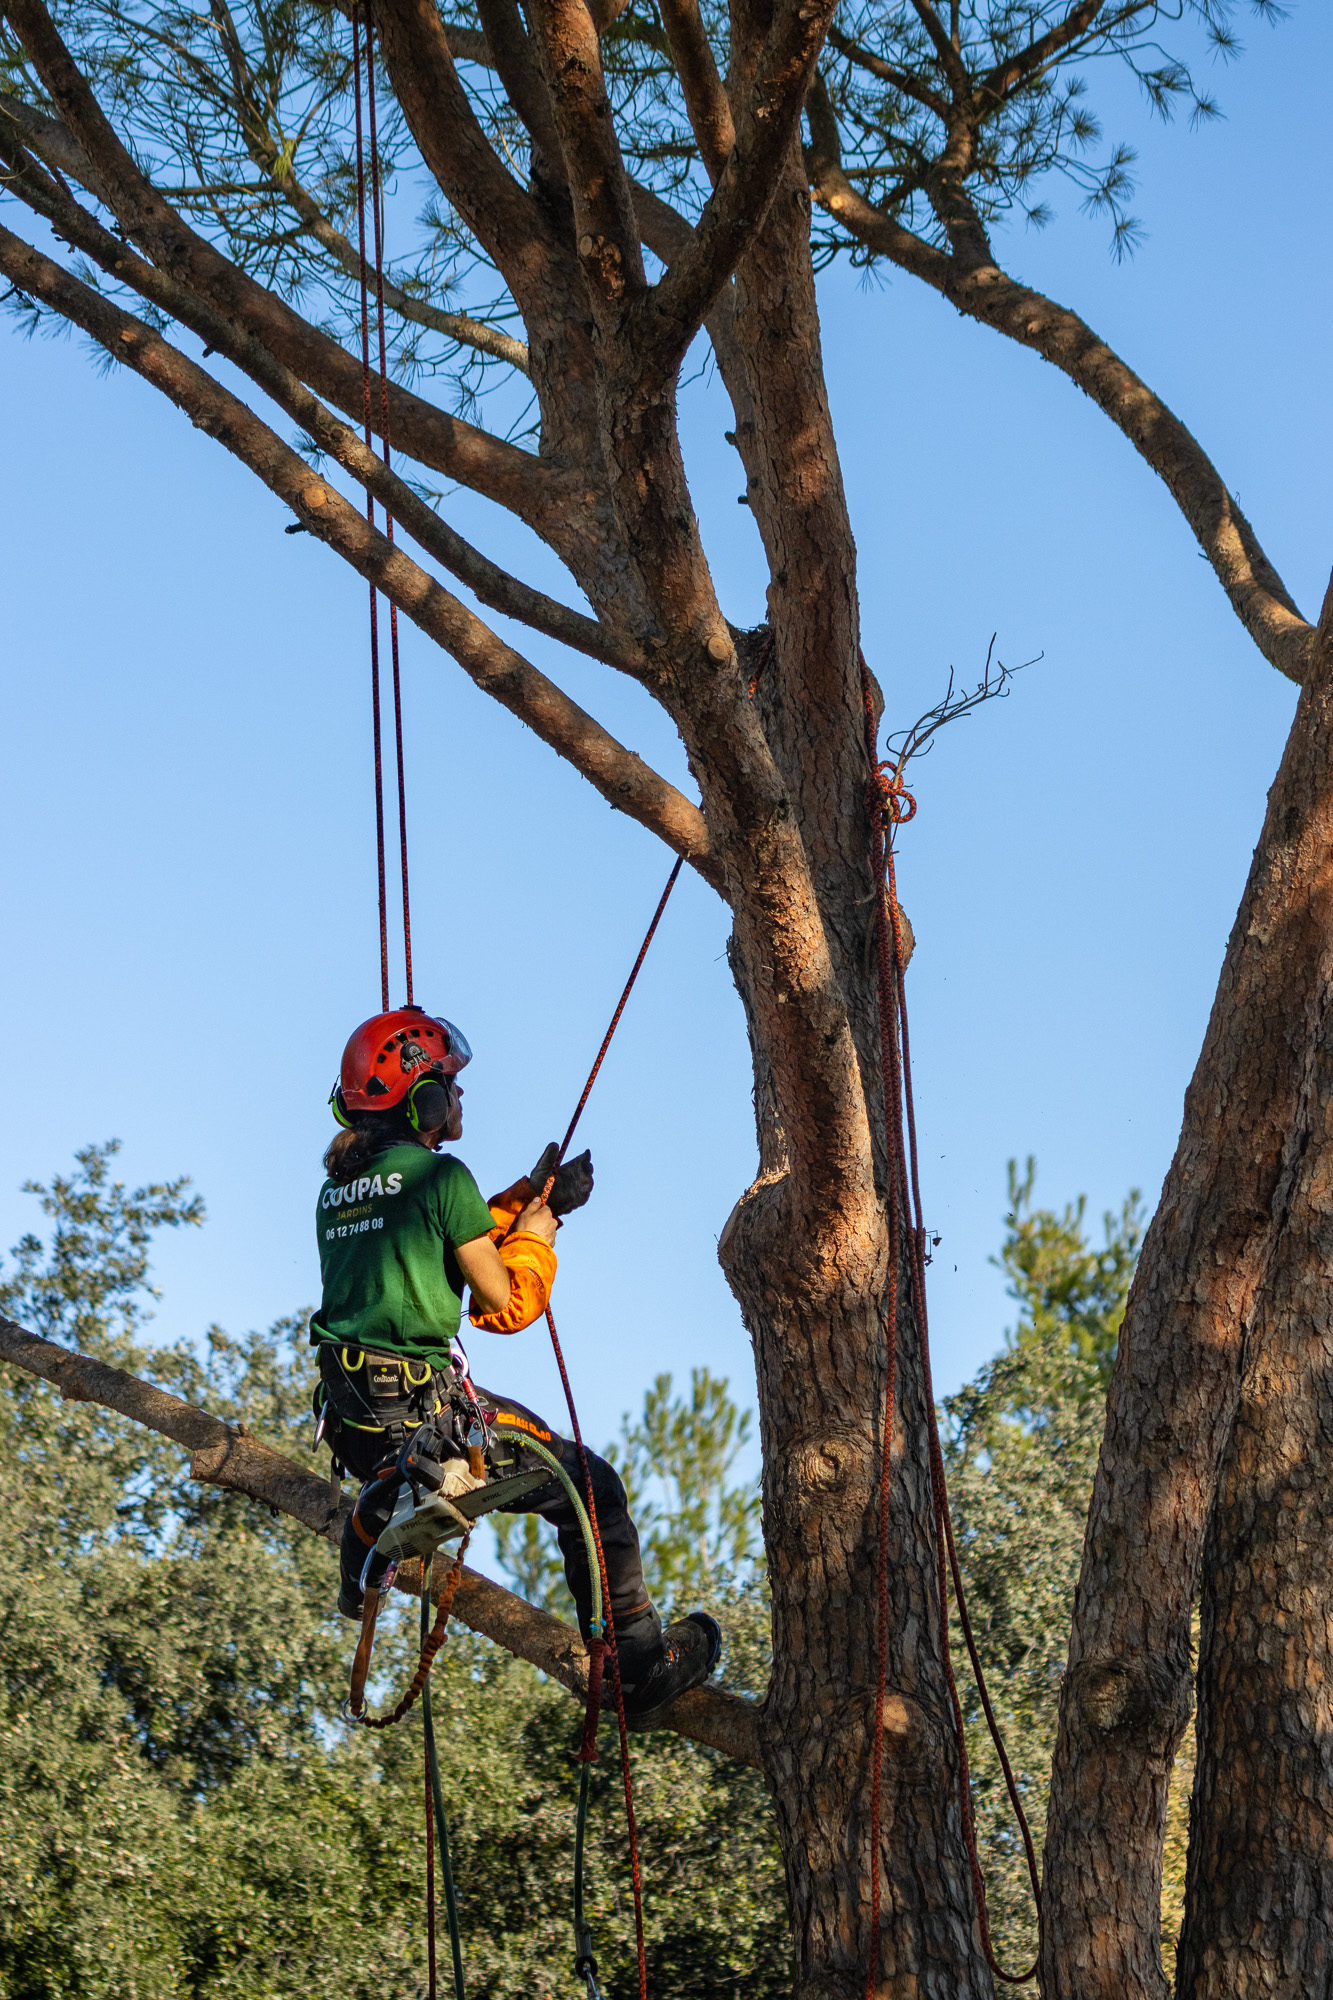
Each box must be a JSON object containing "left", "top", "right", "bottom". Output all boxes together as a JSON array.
[
  {"left": 805, "top": 95, "right": 1313, "bottom": 684},
  {"left": 2, "top": 0, "right": 550, "bottom": 516},
  {"left": 0, "top": 1312, "right": 761, "bottom": 1766},
  {"left": 0, "top": 222, "right": 719, "bottom": 880}
]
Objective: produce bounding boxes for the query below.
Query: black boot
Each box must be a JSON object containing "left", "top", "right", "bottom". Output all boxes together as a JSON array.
[
  {"left": 614, "top": 1613, "right": 722, "bottom": 1730},
  {"left": 337, "top": 1462, "right": 403, "bottom": 1619}
]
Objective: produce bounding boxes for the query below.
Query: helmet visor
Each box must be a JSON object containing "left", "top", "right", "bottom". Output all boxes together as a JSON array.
[{"left": 435, "top": 1017, "right": 472, "bottom": 1070}]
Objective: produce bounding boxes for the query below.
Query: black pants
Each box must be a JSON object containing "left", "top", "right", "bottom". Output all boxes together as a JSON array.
[{"left": 322, "top": 1348, "right": 660, "bottom": 1669}]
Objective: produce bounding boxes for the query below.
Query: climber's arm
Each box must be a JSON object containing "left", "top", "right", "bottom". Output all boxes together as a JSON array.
[{"left": 456, "top": 1195, "right": 557, "bottom": 1329}]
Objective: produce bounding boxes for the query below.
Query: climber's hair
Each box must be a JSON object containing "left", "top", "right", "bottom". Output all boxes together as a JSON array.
[{"left": 323, "top": 1110, "right": 412, "bottom": 1180}]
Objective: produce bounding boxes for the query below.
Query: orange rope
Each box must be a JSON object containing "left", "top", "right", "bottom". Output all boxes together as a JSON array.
[
  {"left": 858, "top": 653, "right": 1040, "bottom": 1989},
  {"left": 529, "top": 862, "right": 684, "bottom": 2000},
  {"left": 347, "top": 1538, "right": 472, "bottom": 1729}
]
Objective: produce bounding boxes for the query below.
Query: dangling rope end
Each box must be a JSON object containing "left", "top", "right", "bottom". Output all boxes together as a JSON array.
[{"left": 577, "top": 1635, "right": 607, "bottom": 1762}]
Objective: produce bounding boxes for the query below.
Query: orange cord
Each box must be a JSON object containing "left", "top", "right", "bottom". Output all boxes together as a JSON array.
[{"left": 858, "top": 652, "right": 1040, "bottom": 1990}]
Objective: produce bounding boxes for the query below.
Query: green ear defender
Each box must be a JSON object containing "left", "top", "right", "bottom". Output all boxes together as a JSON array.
[{"left": 405, "top": 1072, "right": 452, "bottom": 1132}]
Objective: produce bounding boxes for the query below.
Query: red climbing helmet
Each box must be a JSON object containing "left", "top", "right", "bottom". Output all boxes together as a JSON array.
[{"left": 331, "top": 1006, "right": 473, "bottom": 1121}]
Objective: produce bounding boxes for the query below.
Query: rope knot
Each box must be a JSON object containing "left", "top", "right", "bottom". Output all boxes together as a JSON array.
[{"left": 866, "top": 762, "right": 917, "bottom": 829}]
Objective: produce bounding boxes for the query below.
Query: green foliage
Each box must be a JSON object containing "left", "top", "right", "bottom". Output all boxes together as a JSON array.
[
  {"left": 0, "top": 0, "right": 1282, "bottom": 393},
  {"left": 0, "top": 1150, "right": 786, "bottom": 1999},
  {"left": 942, "top": 1160, "right": 1144, "bottom": 1970},
  {"left": 0, "top": 1143, "right": 1190, "bottom": 1995}
]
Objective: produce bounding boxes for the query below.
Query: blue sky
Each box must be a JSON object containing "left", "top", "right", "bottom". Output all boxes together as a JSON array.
[{"left": 1, "top": 1, "right": 1327, "bottom": 1481}]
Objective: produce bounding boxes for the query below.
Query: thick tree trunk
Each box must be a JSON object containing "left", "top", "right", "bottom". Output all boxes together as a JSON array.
[
  {"left": 1040, "top": 579, "right": 1333, "bottom": 1999},
  {"left": 721, "top": 896, "right": 990, "bottom": 1999},
  {"left": 1177, "top": 971, "right": 1333, "bottom": 1992},
  {"left": 721, "top": 1239, "right": 990, "bottom": 1998}
]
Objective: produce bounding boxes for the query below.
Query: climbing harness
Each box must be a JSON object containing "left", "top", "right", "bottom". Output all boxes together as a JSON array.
[{"left": 857, "top": 650, "right": 1041, "bottom": 1988}]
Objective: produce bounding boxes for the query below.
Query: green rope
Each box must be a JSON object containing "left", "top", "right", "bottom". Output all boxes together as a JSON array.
[
  {"left": 423, "top": 1430, "right": 606, "bottom": 2000},
  {"left": 492, "top": 1429, "right": 606, "bottom": 1995},
  {"left": 422, "top": 1569, "right": 467, "bottom": 2000}
]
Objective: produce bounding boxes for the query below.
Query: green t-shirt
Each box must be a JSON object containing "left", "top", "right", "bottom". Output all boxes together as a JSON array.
[{"left": 310, "top": 1143, "right": 496, "bottom": 1365}]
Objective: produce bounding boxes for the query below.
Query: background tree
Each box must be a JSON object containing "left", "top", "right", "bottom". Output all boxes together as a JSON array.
[
  {"left": 0, "top": 1145, "right": 1189, "bottom": 1995},
  {"left": 0, "top": 0, "right": 1328, "bottom": 1992}
]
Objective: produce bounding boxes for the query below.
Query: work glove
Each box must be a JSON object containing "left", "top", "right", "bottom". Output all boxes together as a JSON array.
[{"left": 528, "top": 1142, "right": 595, "bottom": 1217}]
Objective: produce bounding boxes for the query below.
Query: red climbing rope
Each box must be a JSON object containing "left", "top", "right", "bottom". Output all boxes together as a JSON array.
[
  {"left": 353, "top": 2, "right": 412, "bottom": 1009},
  {"left": 858, "top": 651, "right": 1040, "bottom": 1990},
  {"left": 534, "top": 856, "right": 684, "bottom": 2000},
  {"left": 365, "top": 35, "right": 414, "bottom": 1005},
  {"left": 557, "top": 858, "right": 684, "bottom": 1163}
]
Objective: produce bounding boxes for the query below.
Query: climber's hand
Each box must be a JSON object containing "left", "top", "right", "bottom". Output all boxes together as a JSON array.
[
  {"left": 528, "top": 1143, "right": 594, "bottom": 1217},
  {"left": 514, "top": 1194, "right": 558, "bottom": 1245}
]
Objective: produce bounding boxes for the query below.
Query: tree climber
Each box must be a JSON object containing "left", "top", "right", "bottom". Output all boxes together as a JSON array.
[{"left": 310, "top": 1006, "right": 721, "bottom": 1728}]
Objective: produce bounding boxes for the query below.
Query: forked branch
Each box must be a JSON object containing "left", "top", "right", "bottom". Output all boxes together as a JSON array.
[{"left": 637, "top": 0, "right": 841, "bottom": 370}]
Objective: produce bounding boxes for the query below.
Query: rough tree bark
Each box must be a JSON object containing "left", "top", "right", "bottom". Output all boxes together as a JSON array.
[
  {"left": 1038, "top": 575, "right": 1333, "bottom": 1998},
  {"left": 1171, "top": 592, "right": 1333, "bottom": 2000}
]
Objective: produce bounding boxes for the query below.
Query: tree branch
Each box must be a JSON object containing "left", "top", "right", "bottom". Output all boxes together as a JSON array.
[
  {"left": 969, "top": 0, "right": 1113, "bottom": 115},
  {"left": 825, "top": 28, "right": 948, "bottom": 115},
  {"left": 472, "top": 0, "right": 565, "bottom": 173},
  {"left": 524, "top": 0, "right": 647, "bottom": 312},
  {"left": 805, "top": 99, "right": 1313, "bottom": 684},
  {"left": 906, "top": 0, "right": 969, "bottom": 97},
  {"left": 199, "top": 0, "right": 532, "bottom": 374},
  {"left": 0, "top": 1312, "right": 761, "bottom": 1766},
  {"left": 635, "top": 0, "right": 840, "bottom": 372},
  {"left": 0, "top": 221, "right": 719, "bottom": 875},
  {"left": 655, "top": 0, "right": 734, "bottom": 183},
  {"left": 279, "top": 166, "right": 531, "bottom": 373},
  {"left": 0, "top": 131, "right": 643, "bottom": 676},
  {"left": 2, "top": 0, "right": 549, "bottom": 518},
  {"left": 372, "top": 0, "right": 564, "bottom": 308}
]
